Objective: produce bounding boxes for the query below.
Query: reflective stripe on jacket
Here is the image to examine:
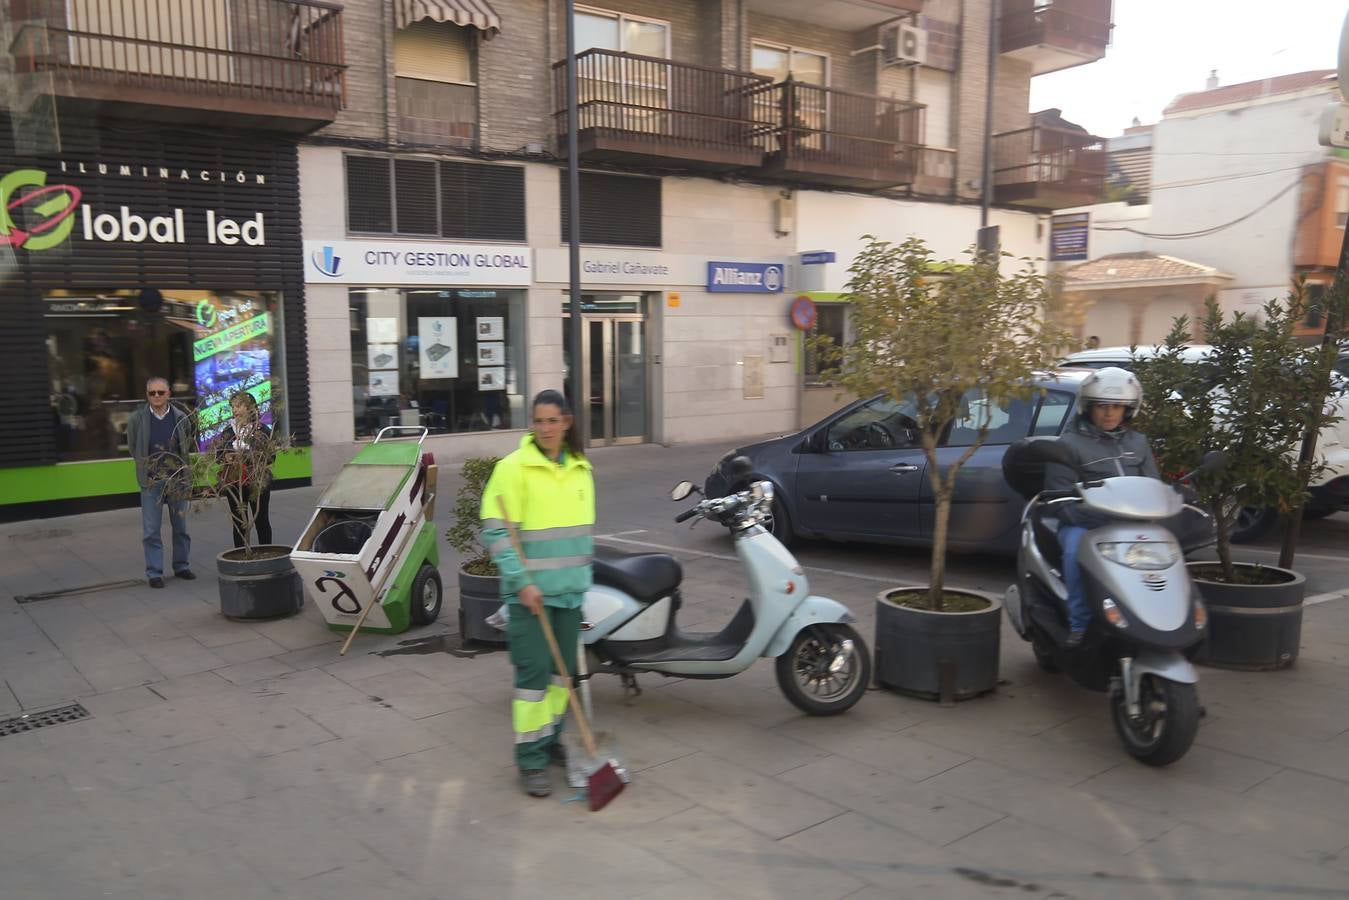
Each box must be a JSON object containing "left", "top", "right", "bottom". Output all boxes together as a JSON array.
[{"left": 481, "top": 434, "right": 595, "bottom": 608}]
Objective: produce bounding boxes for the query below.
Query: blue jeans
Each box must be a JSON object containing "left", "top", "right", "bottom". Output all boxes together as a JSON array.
[
  {"left": 1057, "top": 525, "right": 1091, "bottom": 633},
  {"left": 142, "top": 483, "right": 191, "bottom": 579}
]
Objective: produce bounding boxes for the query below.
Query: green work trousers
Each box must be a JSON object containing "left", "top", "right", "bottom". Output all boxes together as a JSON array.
[{"left": 508, "top": 605, "right": 581, "bottom": 771}]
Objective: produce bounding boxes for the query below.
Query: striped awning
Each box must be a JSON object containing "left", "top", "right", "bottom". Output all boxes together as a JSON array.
[{"left": 395, "top": 0, "right": 501, "bottom": 41}]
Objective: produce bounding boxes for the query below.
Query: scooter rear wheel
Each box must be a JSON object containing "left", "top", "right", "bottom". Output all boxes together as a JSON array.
[
  {"left": 775, "top": 624, "right": 871, "bottom": 716},
  {"left": 1110, "top": 675, "right": 1199, "bottom": 766}
]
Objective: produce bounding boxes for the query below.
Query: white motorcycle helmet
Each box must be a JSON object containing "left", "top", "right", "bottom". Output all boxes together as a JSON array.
[{"left": 1077, "top": 366, "right": 1142, "bottom": 420}]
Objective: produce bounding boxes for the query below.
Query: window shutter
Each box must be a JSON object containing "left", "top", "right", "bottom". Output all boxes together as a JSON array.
[
  {"left": 394, "top": 21, "right": 473, "bottom": 84},
  {"left": 560, "top": 171, "right": 661, "bottom": 247},
  {"left": 346, "top": 155, "right": 393, "bottom": 233},
  {"left": 395, "top": 158, "right": 439, "bottom": 234},
  {"left": 441, "top": 162, "right": 525, "bottom": 241}
]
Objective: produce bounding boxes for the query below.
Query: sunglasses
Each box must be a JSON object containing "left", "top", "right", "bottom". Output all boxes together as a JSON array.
[{"left": 147, "top": 390, "right": 169, "bottom": 396}]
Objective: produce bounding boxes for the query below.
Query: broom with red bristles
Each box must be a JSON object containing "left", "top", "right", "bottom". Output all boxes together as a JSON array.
[{"left": 498, "top": 497, "right": 625, "bottom": 811}]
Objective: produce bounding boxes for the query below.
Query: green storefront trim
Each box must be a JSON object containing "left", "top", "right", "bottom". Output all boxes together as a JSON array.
[{"left": 0, "top": 447, "right": 313, "bottom": 506}]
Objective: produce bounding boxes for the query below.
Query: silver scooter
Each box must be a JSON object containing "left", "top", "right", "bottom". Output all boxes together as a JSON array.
[
  {"left": 1001, "top": 438, "right": 1222, "bottom": 766},
  {"left": 579, "top": 472, "right": 871, "bottom": 715}
]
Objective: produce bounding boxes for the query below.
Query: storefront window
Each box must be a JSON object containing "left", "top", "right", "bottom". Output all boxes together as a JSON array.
[
  {"left": 45, "top": 290, "right": 285, "bottom": 461},
  {"left": 349, "top": 288, "right": 525, "bottom": 437}
]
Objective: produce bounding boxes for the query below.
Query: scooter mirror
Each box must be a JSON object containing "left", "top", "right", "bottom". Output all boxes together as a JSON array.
[
  {"left": 1198, "top": 450, "right": 1227, "bottom": 473},
  {"left": 671, "top": 481, "right": 695, "bottom": 501}
]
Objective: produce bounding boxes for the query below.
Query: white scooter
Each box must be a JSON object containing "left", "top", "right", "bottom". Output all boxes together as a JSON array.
[
  {"left": 579, "top": 472, "right": 871, "bottom": 715},
  {"left": 1002, "top": 438, "right": 1222, "bottom": 766}
]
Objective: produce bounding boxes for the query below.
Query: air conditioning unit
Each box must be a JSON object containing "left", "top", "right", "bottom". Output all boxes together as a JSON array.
[{"left": 881, "top": 22, "right": 927, "bottom": 67}]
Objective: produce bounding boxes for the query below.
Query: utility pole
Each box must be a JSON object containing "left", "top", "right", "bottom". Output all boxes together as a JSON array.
[
  {"left": 564, "top": 0, "right": 586, "bottom": 444},
  {"left": 977, "top": 0, "right": 1001, "bottom": 258}
]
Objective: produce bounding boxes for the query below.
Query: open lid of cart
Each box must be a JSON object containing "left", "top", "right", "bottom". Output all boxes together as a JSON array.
[{"left": 317, "top": 440, "right": 423, "bottom": 511}]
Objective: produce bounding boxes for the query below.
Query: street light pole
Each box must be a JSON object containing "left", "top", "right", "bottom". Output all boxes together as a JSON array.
[
  {"left": 564, "top": 0, "right": 586, "bottom": 445},
  {"left": 977, "top": 0, "right": 1000, "bottom": 257}
]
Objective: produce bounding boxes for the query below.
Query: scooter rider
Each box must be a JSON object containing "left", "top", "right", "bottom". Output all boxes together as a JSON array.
[{"left": 1044, "top": 367, "right": 1161, "bottom": 647}]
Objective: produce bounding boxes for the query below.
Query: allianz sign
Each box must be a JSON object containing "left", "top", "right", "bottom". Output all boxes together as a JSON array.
[{"left": 706, "top": 261, "right": 785, "bottom": 293}]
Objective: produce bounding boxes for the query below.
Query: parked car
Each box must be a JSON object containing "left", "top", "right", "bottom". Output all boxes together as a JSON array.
[
  {"left": 1060, "top": 345, "right": 1349, "bottom": 540},
  {"left": 703, "top": 371, "right": 1213, "bottom": 555}
]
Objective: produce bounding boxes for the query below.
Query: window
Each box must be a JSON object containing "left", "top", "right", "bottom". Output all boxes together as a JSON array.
[
  {"left": 575, "top": 7, "right": 670, "bottom": 55},
  {"left": 1032, "top": 390, "right": 1075, "bottom": 436},
  {"left": 1337, "top": 178, "right": 1349, "bottom": 229},
  {"left": 560, "top": 171, "right": 661, "bottom": 247},
  {"left": 346, "top": 156, "right": 526, "bottom": 242},
  {"left": 946, "top": 389, "right": 1037, "bottom": 447},
  {"left": 752, "top": 41, "right": 829, "bottom": 149},
  {"left": 394, "top": 20, "right": 477, "bottom": 146},
  {"left": 46, "top": 290, "right": 285, "bottom": 461},
  {"left": 574, "top": 7, "right": 671, "bottom": 134},
  {"left": 1304, "top": 282, "right": 1328, "bottom": 329},
  {"left": 804, "top": 304, "right": 847, "bottom": 384},
  {"left": 826, "top": 397, "right": 921, "bottom": 451},
  {"left": 349, "top": 289, "right": 526, "bottom": 438}
]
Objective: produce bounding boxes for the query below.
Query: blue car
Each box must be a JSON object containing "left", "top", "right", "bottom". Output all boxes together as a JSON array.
[{"left": 704, "top": 371, "right": 1212, "bottom": 555}]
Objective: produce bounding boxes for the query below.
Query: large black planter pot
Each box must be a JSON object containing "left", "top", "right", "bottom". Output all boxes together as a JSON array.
[
  {"left": 1188, "top": 562, "right": 1305, "bottom": 671},
  {"left": 458, "top": 568, "right": 506, "bottom": 645},
  {"left": 218, "top": 546, "right": 303, "bottom": 620},
  {"left": 874, "top": 587, "right": 1002, "bottom": 702}
]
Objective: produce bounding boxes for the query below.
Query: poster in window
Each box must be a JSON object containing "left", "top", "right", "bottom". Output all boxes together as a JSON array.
[
  {"left": 477, "top": 342, "right": 505, "bottom": 366},
  {"left": 478, "top": 367, "right": 505, "bottom": 391},
  {"left": 192, "top": 296, "right": 274, "bottom": 451},
  {"left": 367, "top": 343, "right": 398, "bottom": 370},
  {"left": 367, "top": 316, "right": 399, "bottom": 343},
  {"left": 476, "top": 316, "right": 504, "bottom": 340},
  {"left": 417, "top": 316, "right": 458, "bottom": 377},
  {"left": 369, "top": 370, "right": 399, "bottom": 397}
]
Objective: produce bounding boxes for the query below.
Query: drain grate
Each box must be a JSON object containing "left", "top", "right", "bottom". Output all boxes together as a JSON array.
[{"left": 0, "top": 703, "right": 91, "bottom": 737}]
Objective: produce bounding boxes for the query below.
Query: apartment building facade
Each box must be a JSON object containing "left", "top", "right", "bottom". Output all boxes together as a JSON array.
[
  {"left": 300, "top": 0, "right": 1113, "bottom": 479},
  {"left": 0, "top": 0, "right": 1112, "bottom": 516}
]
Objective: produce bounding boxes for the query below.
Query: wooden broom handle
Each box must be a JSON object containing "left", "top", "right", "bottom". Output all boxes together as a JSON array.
[{"left": 496, "top": 497, "right": 600, "bottom": 757}]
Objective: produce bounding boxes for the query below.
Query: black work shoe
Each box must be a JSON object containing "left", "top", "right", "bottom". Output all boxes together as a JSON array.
[
  {"left": 1065, "top": 630, "right": 1086, "bottom": 649},
  {"left": 520, "top": 769, "right": 552, "bottom": 798},
  {"left": 149, "top": 577, "right": 165, "bottom": 589},
  {"left": 547, "top": 742, "right": 568, "bottom": 769},
  {"left": 174, "top": 569, "right": 197, "bottom": 581}
]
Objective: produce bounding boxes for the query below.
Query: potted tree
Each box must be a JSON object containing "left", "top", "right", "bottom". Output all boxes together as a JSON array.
[
  {"left": 445, "top": 456, "right": 505, "bottom": 644},
  {"left": 153, "top": 388, "right": 304, "bottom": 619},
  {"left": 1133, "top": 294, "right": 1341, "bottom": 669},
  {"left": 810, "top": 237, "right": 1070, "bottom": 701}
]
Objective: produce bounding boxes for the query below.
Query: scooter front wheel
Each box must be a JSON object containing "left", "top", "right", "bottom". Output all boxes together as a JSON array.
[
  {"left": 1110, "top": 675, "right": 1200, "bottom": 766},
  {"left": 775, "top": 624, "right": 871, "bottom": 716}
]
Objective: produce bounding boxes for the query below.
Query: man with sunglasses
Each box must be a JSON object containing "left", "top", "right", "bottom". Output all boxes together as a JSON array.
[{"left": 127, "top": 376, "right": 196, "bottom": 588}]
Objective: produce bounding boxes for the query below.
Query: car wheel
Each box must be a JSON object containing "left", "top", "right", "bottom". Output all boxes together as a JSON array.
[
  {"left": 763, "top": 493, "right": 796, "bottom": 547},
  {"left": 1222, "top": 504, "right": 1278, "bottom": 544}
]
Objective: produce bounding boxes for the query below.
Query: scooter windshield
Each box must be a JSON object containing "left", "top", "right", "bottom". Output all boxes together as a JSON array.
[{"left": 1079, "top": 476, "right": 1182, "bottom": 521}]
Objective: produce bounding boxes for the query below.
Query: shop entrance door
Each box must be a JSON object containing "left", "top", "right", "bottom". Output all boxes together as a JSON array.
[{"left": 563, "top": 295, "right": 649, "bottom": 447}]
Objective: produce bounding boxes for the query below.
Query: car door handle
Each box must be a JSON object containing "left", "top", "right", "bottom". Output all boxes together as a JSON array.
[{"left": 889, "top": 463, "right": 920, "bottom": 473}]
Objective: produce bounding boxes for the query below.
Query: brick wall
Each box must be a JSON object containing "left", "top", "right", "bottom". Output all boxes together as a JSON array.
[
  {"left": 312, "top": 0, "right": 389, "bottom": 143},
  {"left": 480, "top": 0, "right": 551, "bottom": 152}
]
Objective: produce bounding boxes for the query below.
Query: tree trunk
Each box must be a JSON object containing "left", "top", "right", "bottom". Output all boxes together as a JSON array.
[
  {"left": 929, "top": 490, "right": 952, "bottom": 612},
  {"left": 1212, "top": 498, "right": 1234, "bottom": 582}
]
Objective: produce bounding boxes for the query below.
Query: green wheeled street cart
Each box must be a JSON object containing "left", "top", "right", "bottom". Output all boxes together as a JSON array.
[{"left": 291, "top": 427, "right": 442, "bottom": 637}]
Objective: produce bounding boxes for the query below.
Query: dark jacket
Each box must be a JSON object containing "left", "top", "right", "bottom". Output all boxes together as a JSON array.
[
  {"left": 215, "top": 421, "right": 276, "bottom": 489},
  {"left": 1044, "top": 415, "right": 1161, "bottom": 527},
  {"left": 126, "top": 402, "right": 196, "bottom": 489}
]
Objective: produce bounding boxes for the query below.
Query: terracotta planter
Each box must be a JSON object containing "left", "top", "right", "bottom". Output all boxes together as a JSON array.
[
  {"left": 874, "top": 587, "right": 1002, "bottom": 702},
  {"left": 458, "top": 567, "right": 506, "bottom": 645},
  {"left": 1187, "top": 562, "right": 1304, "bottom": 671}
]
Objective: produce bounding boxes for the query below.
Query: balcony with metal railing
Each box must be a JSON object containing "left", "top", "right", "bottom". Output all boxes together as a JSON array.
[
  {"left": 552, "top": 48, "right": 772, "bottom": 171},
  {"left": 1000, "top": 0, "right": 1112, "bottom": 76},
  {"left": 992, "top": 125, "right": 1105, "bottom": 209},
  {"left": 757, "top": 80, "right": 924, "bottom": 189},
  {"left": 8, "top": 0, "right": 346, "bottom": 132}
]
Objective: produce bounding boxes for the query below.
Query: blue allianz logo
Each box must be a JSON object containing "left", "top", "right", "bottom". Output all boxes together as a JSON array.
[
  {"left": 311, "top": 245, "right": 342, "bottom": 277},
  {"left": 707, "top": 261, "right": 785, "bottom": 293}
]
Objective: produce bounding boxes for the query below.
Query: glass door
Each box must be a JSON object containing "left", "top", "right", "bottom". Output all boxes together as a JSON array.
[{"left": 562, "top": 297, "right": 649, "bottom": 447}]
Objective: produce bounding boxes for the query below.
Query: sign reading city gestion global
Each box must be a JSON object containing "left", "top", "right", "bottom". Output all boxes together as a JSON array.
[
  {"left": 303, "top": 239, "right": 531, "bottom": 286},
  {"left": 706, "top": 261, "right": 785, "bottom": 293}
]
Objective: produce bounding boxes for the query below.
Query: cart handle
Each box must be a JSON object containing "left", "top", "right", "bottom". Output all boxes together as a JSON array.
[{"left": 373, "top": 425, "right": 429, "bottom": 446}]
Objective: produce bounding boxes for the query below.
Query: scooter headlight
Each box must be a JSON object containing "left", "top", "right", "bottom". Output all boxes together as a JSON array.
[{"left": 1096, "top": 541, "right": 1179, "bottom": 570}]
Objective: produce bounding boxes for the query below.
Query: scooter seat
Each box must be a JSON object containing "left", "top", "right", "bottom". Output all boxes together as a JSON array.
[{"left": 593, "top": 551, "right": 682, "bottom": 603}]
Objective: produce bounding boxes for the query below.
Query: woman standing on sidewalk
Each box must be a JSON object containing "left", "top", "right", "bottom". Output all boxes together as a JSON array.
[
  {"left": 480, "top": 389, "right": 594, "bottom": 798},
  {"left": 215, "top": 391, "right": 275, "bottom": 549}
]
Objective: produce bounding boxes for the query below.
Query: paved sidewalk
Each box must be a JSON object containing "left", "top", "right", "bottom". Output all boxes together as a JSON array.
[{"left": 2, "top": 446, "right": 1349, "bottom": 899}]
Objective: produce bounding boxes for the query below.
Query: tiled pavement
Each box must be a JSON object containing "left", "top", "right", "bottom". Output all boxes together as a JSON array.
[{"left": 2, "top": 447, "right": 1349, "bottom": 899}]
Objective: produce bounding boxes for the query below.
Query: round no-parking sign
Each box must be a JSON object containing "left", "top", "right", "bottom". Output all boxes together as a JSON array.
[{"left": 790, "top": 295, "right": 817, "bottom": 331}]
